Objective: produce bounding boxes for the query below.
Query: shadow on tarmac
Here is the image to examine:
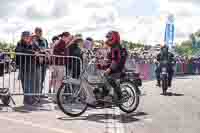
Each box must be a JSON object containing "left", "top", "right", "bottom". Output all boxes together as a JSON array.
[
  {"left": 13, "top": 105, "right": 53, "bottom": 113},
  {"left": 160, "top": 92, "right": 184, "bottom": 97},
  {"left": 175, "top": 75, "right": 199, "bottom": 79},
  {"left": 58, "top": 111, "right": 148, "bottom": 124},
  {"left": 12, "top": 99, "right": 55, "bottom": 113}
]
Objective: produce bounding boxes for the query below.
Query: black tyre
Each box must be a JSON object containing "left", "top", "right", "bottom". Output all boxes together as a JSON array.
[
  {"left": 0, "top": 64, "right": 4, "bottom": 76},
  {"left": 57, "top": 83, "right": 88, "bottom": 117},
  {"left": 119, "top": 82, "right": 140, "bottom": 113},
  {"left": 1, "top": 95, "right": 11, "bottom": 106},
  {"left": 162, "top": 79, "right": 168, "bottom": 94}
]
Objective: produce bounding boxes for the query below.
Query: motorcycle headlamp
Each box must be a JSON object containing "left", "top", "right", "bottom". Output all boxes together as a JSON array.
[{"left": 162, "top": 67, "right": 167, "bottom": 72}]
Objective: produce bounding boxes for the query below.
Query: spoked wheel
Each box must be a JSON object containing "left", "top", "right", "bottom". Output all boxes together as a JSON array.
[
  {"left": 119, "top": 82, "right": 140, "bottom": 113},
  {"left": 57, "top": 83, "right": 88, "bottom": 117},
  {"left": 1, "top": 95, "right": 11, "bottom": 106},
  {"left": 0, "top": 89, "right": 11, "bottom": 106}
]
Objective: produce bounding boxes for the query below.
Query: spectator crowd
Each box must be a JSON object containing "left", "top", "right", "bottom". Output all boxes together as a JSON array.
[
  {"left": 1, "top": 27, "right": 200, "bottom": 106},
  {"left": 14, "top": 27, "right": 97, "bottom": 105}
]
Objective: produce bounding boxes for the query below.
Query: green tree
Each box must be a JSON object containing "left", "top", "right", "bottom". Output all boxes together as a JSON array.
[
  {"left": 0, "top": 42, "right": 15, "bottom": 52},
  {"left": 0, "top": 42, "right": 8, "bottom": 50}
]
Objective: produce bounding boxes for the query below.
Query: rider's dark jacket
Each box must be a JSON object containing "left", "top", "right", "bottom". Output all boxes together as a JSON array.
[
  {"left": 156, "top": 51, "right": 175, "bottom": 72},
  {"left": 97, "top": 44, "right": 127, "bottom": 74},
  {"left": 108, "top": 44, "right": 127, "bottom": 73},
  {"left": 157, "top": 52, "right": 175, "bottom": 64}
]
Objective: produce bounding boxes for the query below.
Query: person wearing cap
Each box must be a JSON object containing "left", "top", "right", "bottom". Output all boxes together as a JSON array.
[
  {"left": 53, "top": 32, "right": 72, "bottom": 57},
  {"left": 15, "top": 31, "right": 41, "bottom": 105},
  {"left": 34, "top": 27, "right": 49, "bottom": 95},
  {"left": 34, "top": 27, "right": 48, "bottom": 49},
  {"left": 51, "top": 32, "right": 73, "bottom": 102}
]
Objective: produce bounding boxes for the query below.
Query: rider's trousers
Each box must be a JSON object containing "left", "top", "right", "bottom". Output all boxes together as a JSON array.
[{"left": 105, "top": 75, "right": 122, "bottom": 100}]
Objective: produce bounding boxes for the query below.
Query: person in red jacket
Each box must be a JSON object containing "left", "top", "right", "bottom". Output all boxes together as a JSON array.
[
  {"left": 96, "top": 31, "right": 128, "bottom": 103},
  {"left": 51, "top": 32, "right": 73, "bottom": 102}
]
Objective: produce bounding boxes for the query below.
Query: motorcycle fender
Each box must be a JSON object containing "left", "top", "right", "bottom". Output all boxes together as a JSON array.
[
  {"left": 161, "top": 74, "right": 168, "bottom": 80},
  {"left": 120, "top": 79, "right": 141, "bottom": 95}
]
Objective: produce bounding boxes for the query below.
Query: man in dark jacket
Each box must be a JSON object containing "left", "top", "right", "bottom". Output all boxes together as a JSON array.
[
  {"left": 34, "top": 27, "right": 49, "bottom": 94},
  {"left": 35, "top": 27, "right": 48, "bottom": 49},
  {"left": 155, "top": 45, "right": 175, "bottom": 87},
  {"left": 100, "top": 31, "right": 128, "bottom": 102}
]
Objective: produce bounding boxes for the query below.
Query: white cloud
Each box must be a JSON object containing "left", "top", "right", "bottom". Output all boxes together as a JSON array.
[{"left": 0, "top": 0, "right": 200, "bottom": 44}]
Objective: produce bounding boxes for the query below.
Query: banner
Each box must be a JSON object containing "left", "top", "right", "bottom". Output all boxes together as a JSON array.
[{"left": 164, "top": 14, "right": 175, "bottom": 48}]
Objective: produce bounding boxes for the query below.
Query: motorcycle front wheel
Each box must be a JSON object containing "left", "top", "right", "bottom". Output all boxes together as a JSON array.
[
  {"left": 57, "top": 83, "right": 88, "bottom": 117},
  {"left": 119, "top": 82, "right": 140, "bottom": 113},
  {"left": 162, "top": 78, "right": 168, "bottom": 94}
]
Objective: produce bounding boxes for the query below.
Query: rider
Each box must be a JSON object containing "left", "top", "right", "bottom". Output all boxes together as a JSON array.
[
  {"left": 98, "top": 31, "right": 128, "bottom": 102},
  {"left": 155, "top": 44, "right": 175, "bottom": 87}
]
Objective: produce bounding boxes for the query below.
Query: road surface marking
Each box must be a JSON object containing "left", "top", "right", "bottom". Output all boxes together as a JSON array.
[{"left": 0, "top": 116, "right": 74, "bottom": 133}]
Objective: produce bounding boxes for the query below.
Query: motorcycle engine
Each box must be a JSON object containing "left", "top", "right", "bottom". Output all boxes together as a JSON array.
[{"left": 93, "top": 86, "right": 110, "bottom": 100}]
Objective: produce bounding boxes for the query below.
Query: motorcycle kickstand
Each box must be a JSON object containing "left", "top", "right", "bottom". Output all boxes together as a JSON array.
[{"left": 10, "top": 96, "right": 16, "bottom": 105}]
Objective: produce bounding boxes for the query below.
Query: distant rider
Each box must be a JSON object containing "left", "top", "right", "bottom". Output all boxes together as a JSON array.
[{"left": 155, "top": 45, "right": 175, "bottom": 87}]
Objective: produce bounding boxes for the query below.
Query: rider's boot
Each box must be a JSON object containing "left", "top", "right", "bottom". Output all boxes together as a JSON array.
[
  {"left": 156, "top": 80, "right": 161, "bottom": 87},
  {"left": 168, "top": 75, "right": 172, "bottom": 87},
  {"left": 102, "top": 86, "right": 110, "bottom": 97},
  {"left": 114, "top": 87, "right": 123, "bottom": 104},
  {"left": 163, "top": 90, "right": 167, "bottom": 95},
  {"left": 168, "top": 80, "right": 172, "bottom": 87}
]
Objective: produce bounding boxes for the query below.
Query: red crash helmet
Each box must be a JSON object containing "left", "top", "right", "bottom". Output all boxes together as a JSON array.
[{"left": 106, "top": 31, "right": 120, "bottom": 46}]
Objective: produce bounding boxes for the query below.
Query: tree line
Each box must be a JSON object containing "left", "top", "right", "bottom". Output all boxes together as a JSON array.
[
  {"left": 175, "top": 29, "right": 200, "bottom": 57},
  {"left": 1, "top": 30, "right": 200, "bottom": 57},
  {"left": 0, "top": 42, "right": 16, "bottom": 52}
]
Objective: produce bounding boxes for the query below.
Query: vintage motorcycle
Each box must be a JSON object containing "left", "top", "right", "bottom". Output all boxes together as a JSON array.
[
  {"left": 56, "top": 50, "right": 142, "bottom": 117},
  {"left": 159, "top": 60, "right": 175, "bottom": 95},
  {"left": 160, "top": 60, "right": 169, "bottom": 95}
]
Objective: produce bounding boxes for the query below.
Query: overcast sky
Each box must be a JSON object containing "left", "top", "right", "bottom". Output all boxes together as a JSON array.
[{"left": 0, "top": 0, "right": 200, "bottom": 44}]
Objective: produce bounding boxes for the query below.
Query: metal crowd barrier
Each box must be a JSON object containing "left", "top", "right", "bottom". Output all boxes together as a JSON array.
[
  {"left": 1, "top": 51, "right": 200, "bottom": 105},
  {"left": 0, "top": 52, "right": 83, "bottom": 104}
]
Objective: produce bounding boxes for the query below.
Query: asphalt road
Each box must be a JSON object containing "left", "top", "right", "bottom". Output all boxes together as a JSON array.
[{"left": 0, "top": 75, "right": 200, "bottom": 133}]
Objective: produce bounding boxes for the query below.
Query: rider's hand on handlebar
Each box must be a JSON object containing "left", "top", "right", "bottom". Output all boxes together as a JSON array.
[{"left": 104, "top": 68, "right": 111, "bottom": 76}]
